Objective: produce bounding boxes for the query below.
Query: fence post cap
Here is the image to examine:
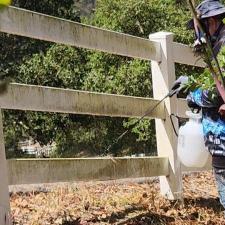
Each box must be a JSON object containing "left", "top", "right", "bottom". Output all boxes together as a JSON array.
[{"left": 149, "top": 32, "right": 174, "bottom": 40}]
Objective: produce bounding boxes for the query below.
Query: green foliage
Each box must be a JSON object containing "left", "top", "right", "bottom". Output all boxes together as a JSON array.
[
  {"left": 185, "top": 69, "right": 215, "bottom": 92},
  {"left": 0, "top": 0, "right": 80, "bottom": 80},
  {"left": 86, "top": 0, "right": 193, "bottom": 44},
  {"left": 123, "top": 118, "right": 155, "bottom": 143},
  {"left": 83, "top": 55, "right": 151, "bottom": 97},
  {"left": 19, "top": 45, "right": 88, "bottom": 88},
  {"left": 185, "top": 46, "right": 225, "bottom": 95},
  {"left": 13, "top": 0, "right": 79, "bottom": 21}
]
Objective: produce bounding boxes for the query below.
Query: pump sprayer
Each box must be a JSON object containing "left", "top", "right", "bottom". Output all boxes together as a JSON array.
[{"left": 177, "top": 111, "right": 210, "bottom": 168}]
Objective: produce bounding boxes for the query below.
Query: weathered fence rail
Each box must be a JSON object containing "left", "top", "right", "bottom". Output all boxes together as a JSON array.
[
  {"left": 0, "top": 83, "right": 165, "bottom": 119},
  {"left": 7, "top": 157, "right": 169, "bottom": 185},
  {"left": 7, "top": 157, "right": 211, "bottom": 186},
  {"left": 0, "top": 6, "right": 210, "bottom": 225},
  {"left": 172, "top": 42, "right": 205, "bottom": 67},
  {"left": 0, "top": 7, "right": 161, "bottom": 61}
]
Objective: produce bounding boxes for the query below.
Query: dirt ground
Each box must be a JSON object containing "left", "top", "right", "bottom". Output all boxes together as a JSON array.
[{"left": 10, "top": 171, "right": 225, "bottom": 225}]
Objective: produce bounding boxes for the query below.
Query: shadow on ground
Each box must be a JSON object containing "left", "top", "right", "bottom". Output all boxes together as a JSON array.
[
  {"left": 60, "top": 197, "right": 224, "bottom": 225},
  {"left": 184, "top": 197, "right": 223, "bottom": 213}
]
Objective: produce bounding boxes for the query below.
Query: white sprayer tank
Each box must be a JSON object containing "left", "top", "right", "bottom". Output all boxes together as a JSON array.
[{"left": 177, "top": 111, "right": 209, "bottom": 168}]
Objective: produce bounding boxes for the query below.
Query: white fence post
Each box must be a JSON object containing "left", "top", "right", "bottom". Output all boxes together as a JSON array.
[
  {"left": 0, "top": 110, "right": 11, "bottom": 224},
  {"left": 149, "top": 32, "right": 182, "bottom": 200}
]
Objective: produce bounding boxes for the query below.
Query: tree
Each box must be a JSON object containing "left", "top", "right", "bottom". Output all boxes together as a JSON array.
[{"left": 0, "top": 0, "right": 80, "bottom": 81}]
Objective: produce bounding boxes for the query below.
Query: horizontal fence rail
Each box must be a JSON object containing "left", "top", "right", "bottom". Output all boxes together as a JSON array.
[
  {"left": 0, "top": 7, "right": 206, "bottom": 67},
  {"left": 7, "top": 157, "right": 169, "bottom": 185},
  {"left": 0, "top": 6, "right": 161, "bottom": 61},
  {"left": 0, "top": 83, "right": 165, "bottom": 119},
  {"left": 173, "top": 42, "right": 205, "bottom": 67}
]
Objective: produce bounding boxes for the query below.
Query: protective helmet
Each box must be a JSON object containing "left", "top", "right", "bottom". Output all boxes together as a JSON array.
[{"left": 187, "top": 0, "right": 225, "bottom": 29}]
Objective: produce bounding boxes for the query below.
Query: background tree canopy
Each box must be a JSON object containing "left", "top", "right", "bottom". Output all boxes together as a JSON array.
[{"left": 1, "top": 0, "right": 210, "bottom": 158}]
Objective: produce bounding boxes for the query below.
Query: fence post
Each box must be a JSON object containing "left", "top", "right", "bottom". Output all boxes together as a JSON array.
[
  {"left": 149, "top": 32, "right": 182, "bottom": 200},
  {"left": 0, "top": 110, "right": 11, "bottom": 224}
]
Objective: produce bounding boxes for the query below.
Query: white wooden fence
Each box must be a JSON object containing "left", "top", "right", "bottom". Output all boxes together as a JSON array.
[{"left": 0, "top": 6, "right": 209, "bottom": 224}]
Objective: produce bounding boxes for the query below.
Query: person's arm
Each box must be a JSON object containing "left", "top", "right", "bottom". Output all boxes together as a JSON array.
[{"left": 187, "top": 88, "right": 222, "bottom": 110}]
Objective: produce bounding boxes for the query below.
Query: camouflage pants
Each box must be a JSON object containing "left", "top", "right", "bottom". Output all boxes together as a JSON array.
[{"left": 214, "top": 168, "right": 225, "bottom": 209}]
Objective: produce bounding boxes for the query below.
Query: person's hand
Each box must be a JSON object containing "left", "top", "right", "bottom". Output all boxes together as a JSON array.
[
  {"left": 169, "top": 76, "right": 189, "bottom": 97},
  {"left": 171, "top": 76, "right": 189, "bottom": 91}
]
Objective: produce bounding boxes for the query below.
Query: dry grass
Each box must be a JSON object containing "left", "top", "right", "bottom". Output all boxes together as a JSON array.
[{"left": 10, "top": 171, "right": 225, "bottom": 225}]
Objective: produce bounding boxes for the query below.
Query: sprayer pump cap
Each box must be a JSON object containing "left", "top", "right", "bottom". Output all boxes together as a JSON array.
[{"left": 186, "top": 111, "right": 202, "bottom": 120}]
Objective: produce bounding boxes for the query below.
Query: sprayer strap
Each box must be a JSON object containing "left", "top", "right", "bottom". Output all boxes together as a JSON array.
[{"left": 170, "top": 114, "right": 179, "bottom": 137}]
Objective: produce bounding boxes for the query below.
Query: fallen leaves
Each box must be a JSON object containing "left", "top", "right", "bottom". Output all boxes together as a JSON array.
[{"left": 10, "top": 171, "right": 225, "bottom": 224}]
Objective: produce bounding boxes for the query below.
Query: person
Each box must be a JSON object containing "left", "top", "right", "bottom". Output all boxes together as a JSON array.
[{"left": 178, "top": 0, "right": 225, "bottom": 211}]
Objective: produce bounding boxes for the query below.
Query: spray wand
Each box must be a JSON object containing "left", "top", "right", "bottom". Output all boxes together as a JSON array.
[{"left": 105, "top": 82, "right": 185, "bottom": 154}]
